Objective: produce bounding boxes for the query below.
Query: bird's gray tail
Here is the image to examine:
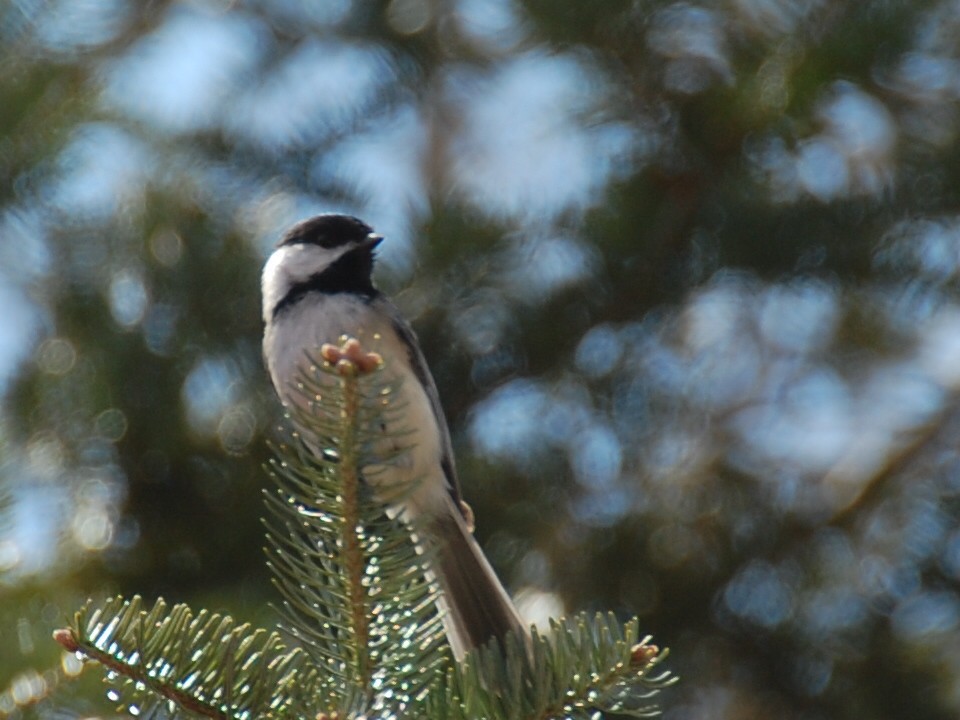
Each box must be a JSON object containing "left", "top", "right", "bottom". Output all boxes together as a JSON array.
[{"left": 429, "top": 497, "right": 527, "bottom": 659}]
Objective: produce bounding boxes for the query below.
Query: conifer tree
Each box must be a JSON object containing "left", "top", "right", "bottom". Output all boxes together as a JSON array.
[{"left": 54, "top": 338, "right": 675, "bottom": 719}]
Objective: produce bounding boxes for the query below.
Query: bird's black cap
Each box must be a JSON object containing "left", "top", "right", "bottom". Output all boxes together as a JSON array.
[{"left": 278, "top": 214, "right": 376, "bottom": 249}]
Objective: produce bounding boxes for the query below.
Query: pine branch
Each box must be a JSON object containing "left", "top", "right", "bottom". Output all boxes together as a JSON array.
[
  {"left": 52, "top": 339, "right": 677, "bottom": 719},
  {"left": 53, "top": 596, "right": 313, "bottom": 719},
  {"left": 431, "top": 612, "right": 677, "bottom": 720},
  {"left": 262, "top": 340, "right": 447, "bottom": 716},
  {"left": 339, "top": 356, "right": 372, "bottom": 687}
]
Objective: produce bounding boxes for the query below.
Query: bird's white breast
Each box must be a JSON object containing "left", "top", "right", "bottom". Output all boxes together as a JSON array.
[{"left": 263, "top": 294, "right": 447, "bottom": 516}]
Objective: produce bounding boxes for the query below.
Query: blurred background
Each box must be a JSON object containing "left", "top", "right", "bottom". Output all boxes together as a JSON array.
[{"left": 2, "top": 0, "right": 960, "bottom": 717}]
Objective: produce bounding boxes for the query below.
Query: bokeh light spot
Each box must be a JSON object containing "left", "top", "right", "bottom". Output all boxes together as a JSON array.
[
  {"left": 101, "top": 5, "right": 266, "bottom": 133},
  {"left": 95, "top": 408, "right": 128, "bottom": 442},
  {"left": 386, "top": 0, "right": 432, "bottom": 34},
  {"left": 574, "top": 324, "right": 622, "bottom": 378},
  {"left": 0, "top": 540, "right": 22, "bottom": 573},
  {"left": 723, "top": 559, "right": 795, "bottom": 628},
  {"left": 35, "top": 338, "right": 76, "bottom": 375},
  {"left": 218, "top": 406, "right": 257, "bottom": 455},
  {"left": 108, "top": 269, "right": 149, "bottom": 329},
  {"left": 72, "top": 508, "right": 114, "bottom": 552},
  {"left": 149, "top": 229, "right": 184, "bottom": 267},
  {"left": 892, "top": 591, "right": 960, "bottom": 640}
]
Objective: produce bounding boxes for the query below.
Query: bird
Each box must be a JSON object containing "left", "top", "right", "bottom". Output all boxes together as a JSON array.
[{"left": 261, "top": 213, "right": 525, "bottom": 659}]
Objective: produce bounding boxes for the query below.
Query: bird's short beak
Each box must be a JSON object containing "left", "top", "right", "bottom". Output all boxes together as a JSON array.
[{"left": 362, "top": 234, "right": 384, "bottom": 250}]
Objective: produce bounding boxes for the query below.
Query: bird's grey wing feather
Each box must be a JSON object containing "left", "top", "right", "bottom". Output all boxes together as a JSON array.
[{"left": 377, "top": 297, "right": 463, "bottom": 507}]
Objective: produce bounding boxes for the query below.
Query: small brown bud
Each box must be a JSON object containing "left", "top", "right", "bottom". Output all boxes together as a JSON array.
[
  {"left": 630, "top": 642, "right": 659, "bottom": 666},
  {"left": 320, "top": 343, "right": 341, "bottom": 364},
  {"left": 53, "top": 628, "right": 80, "bottom": 653},
  {"left": 321, "top": 338, "right": 382, "bottom": 375},
  {"left": 355, "top": 351, "right": 383, "bottom": 374},
  {"left": 341, "top": 338, "right": 362, "bottom": 357}
]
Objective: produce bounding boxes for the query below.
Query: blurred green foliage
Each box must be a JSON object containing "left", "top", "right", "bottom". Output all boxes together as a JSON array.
[{"left": 3, "top": 0, "right": 960, "bottom": 718}]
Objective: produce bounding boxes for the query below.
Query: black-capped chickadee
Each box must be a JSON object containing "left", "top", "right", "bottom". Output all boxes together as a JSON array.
[{"left": 261, "top": 214, "right": 525, "bottom": 658}]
